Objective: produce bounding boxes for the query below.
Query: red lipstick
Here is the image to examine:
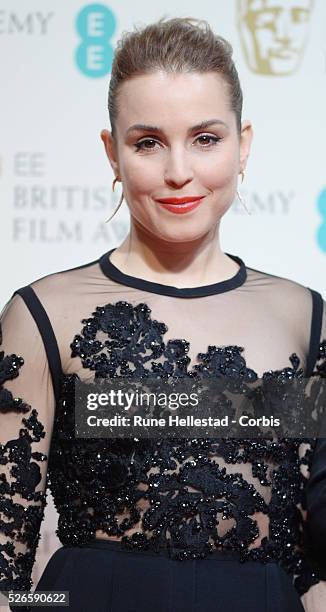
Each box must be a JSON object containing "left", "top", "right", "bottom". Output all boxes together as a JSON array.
[{"left": 156, "top": 196, "right": 205, "bottom": 214}]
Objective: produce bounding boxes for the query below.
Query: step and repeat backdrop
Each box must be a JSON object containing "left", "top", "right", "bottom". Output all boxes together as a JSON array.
[{"left": 1, "top": 0, "right": 326, "bottom": 599}]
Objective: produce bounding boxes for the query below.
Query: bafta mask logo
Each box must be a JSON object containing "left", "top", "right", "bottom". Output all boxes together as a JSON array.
[{"left": 237, "top": 0, "right": 314, "bottom": 75}]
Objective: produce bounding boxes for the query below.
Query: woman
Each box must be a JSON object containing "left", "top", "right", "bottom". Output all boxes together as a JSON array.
[{"left": 1, "top": 16, "right": 325, "bottom": 612}]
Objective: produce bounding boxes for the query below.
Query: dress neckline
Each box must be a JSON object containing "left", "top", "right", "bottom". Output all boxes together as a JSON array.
[{"left": 99, "top": 248, "right": 247, "bottom": 298}]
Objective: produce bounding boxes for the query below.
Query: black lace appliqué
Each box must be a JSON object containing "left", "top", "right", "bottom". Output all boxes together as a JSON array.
[
  {"left": 0, "top": 323, "right": 48, "bottom": 598},
  {"left": 45, "top": 301, "right": 326, "bottom": 597}
]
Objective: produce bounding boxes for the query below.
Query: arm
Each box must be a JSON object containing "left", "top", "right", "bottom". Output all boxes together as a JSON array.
[
  {"left": 305, "top": 300, "right": 326, "bottom": 570},
  {"left": 0, "top": 293, "right": 56, "bottom": 609}
]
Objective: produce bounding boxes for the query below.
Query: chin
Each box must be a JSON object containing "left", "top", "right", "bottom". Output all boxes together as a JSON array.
[{"left": 150, "top": 226, "right": 211, "bottom": 243}]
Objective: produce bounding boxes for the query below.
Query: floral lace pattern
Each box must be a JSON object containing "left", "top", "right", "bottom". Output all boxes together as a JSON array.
[
  {"left": 0, "top": 326, "right": 48, "bottom": 596},
  {"left": 45, "top": 301, "right": 326, "bottom": 596}
]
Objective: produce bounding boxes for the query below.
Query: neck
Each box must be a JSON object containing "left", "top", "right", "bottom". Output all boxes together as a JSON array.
[{"left": 109, "top": 219, "right": 240, "bottom": 288}]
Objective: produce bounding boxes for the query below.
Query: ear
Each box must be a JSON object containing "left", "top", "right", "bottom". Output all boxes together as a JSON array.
[
  {"left": 239, "top": 119, "right": 253, "bottom": 173},
  {"left": 100, "top": 129, "right": 120, "bottom": 177}
]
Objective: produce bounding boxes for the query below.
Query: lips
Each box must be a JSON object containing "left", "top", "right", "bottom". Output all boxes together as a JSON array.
[
  {"left": 156, "top": 196, "right": 205, "bottom": 215},
  {"left": 156, "top": 196, "right": 205, "bottom": 204},
  {"left": 271, "top": 49, "right": 296, "bottom": 59}
]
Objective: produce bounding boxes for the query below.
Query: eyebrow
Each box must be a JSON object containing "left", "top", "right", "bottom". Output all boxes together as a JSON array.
[{"left": 126, "top": 119, "right": 228, "bottom": 136}]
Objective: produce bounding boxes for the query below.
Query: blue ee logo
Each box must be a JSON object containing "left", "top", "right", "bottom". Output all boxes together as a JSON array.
[
  {"left": 317, "top": 189, "right": 326, "bottom": 253},
  {"left": 75, "top": 4, "right": 116, "bottom": 77}
]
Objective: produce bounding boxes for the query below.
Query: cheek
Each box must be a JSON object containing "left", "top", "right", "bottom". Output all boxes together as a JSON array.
[
  {"left": 256, "top": 30, "right": 274, "bottom": 49},
  {"left": 201, "top": 150, "right": 238, "bottom": 190},
  {"left": 120, "top": 154, "right": 159, "bottom": 196}
]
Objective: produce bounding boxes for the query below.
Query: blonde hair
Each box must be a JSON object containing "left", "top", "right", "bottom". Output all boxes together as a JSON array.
[{"left": 108, "top": 16, "right": 243, "bottom": 137}]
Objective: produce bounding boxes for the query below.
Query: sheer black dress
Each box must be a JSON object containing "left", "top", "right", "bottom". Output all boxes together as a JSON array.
[{"left": 1, "top": 247, "right": 326, "bottom": 612}]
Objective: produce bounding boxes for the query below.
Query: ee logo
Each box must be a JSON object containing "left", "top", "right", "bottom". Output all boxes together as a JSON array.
[
  {"left": 75, "top": 4, "right": 116, "bottom": 77},
  {"left": 317, "top": 188, "right": 326, "bottom": 253}
]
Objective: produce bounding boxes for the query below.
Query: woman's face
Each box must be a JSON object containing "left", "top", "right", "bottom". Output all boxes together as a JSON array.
[{"left": 101, "top": 70, "right": 253, "bottom": 243}]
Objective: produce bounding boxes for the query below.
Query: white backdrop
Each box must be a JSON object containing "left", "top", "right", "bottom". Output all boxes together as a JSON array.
[{"left": 1, "top": 0, "right": 326, "bottom": 596}]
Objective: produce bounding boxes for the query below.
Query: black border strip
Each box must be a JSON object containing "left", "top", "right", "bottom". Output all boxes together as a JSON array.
[
  {"left": 12, "top": 286, "right": 62, "bottom": 405},
  {"left": 306, "top": 288, "right": 323, "bottom": 377},
  {"left": 99, "top": 248, "right": 247, "bottom": 298}
]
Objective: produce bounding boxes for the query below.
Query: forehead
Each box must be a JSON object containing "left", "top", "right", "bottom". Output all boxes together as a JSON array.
[
  {"left": 116, "top": 71, "right": 232, "bottom": 126},
  {"left": 245, "top": 0, "right": 311, "bottom": 9}
]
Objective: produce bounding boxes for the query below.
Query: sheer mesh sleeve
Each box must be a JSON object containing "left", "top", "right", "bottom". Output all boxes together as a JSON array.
[
  {"left": 305, "top": 299, "right": 326, "bottom": 573},
  {"left": 0, "top": 293, "right": 56, "bottom": 600}
]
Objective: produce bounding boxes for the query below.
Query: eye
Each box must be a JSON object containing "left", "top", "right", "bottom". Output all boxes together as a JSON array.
[
  {"left": 133, "top": 134, "right": 222, "bottom": 153},
  {"left": 194, "top": 134, "right": 222, "bottom": 147},
  {"left": 134, "top": 138, "right": 160, "bottom": 152},
  {"left": 292, "top": 8, "right": 309, "bottom": 23}
]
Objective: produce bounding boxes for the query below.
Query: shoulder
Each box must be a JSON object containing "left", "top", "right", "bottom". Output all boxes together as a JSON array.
[
  {"left": 244, "top": 262, "right": 326, "bottom": 357},
  {"left": 245, "top": 261, "right": 322, "bottom": 310},
  {"left": 10, "top": 253, "right": 103, "bottom": 310},
  {"left": 6, "top": 252, "right": 102, "bottom": 336},
  {"left": 5, "top": 254, "right": 106, "bottom": 375}
]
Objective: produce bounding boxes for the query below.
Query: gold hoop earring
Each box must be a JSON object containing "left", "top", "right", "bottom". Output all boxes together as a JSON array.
[
  {"left": 105, "top": 177, "right": 124, "bottom": 223},
  {"left": 112, "top": 177, "right": 119, "bottom": 192},
  {"left": 236, "top": 170, "right": 251, "bottom": 215}
]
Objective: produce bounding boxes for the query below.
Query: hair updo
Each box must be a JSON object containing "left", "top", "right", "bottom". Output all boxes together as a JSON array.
[{"left": 108, "top": 16, "right": 243, "bottom": 137}]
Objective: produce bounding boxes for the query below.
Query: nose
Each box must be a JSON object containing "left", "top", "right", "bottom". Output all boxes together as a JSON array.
[
  {"left": 275, "top": 9, "right": 292, "bottom": 45},
  {"left": 164, "top": 147, "right": 194, "bottom": 188}
]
